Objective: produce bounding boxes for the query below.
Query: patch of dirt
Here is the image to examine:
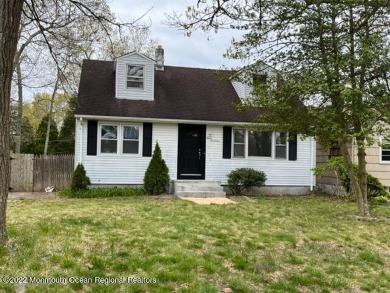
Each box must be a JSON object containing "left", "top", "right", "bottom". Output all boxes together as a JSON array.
[
  {"left": 180, "top": 197, "right": 237, "bottom": 205},
  {"left": 8, "top": 192, "right": 59, "bottom": 200}
]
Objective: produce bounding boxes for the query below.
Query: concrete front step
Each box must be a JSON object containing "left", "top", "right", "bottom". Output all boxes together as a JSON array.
[
  {"left": 175, "top": 185, "right": 224, "bottom": 192},
  {"left": 172, "top": 180, "right": 226, "bottom": 197},
  {"left": 175, "top": 191, "right": 227, "bottom": 198}
]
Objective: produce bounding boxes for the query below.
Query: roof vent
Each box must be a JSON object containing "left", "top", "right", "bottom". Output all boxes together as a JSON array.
[{"left": 155, "top": 45, "right": 164, "bottom": 71}]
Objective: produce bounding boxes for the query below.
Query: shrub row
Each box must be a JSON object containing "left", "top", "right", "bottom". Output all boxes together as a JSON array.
[{"left": 60, "top": 187, "right": 146, "bottom": 198}]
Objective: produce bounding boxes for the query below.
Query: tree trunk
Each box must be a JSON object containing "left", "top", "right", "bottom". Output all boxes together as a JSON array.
[
  {"left": 0, "top": 0, "right": 24, "bottom": 244},
  {"left": 356, "top": 138, "right": 370, "bottom": 217},
  {"left": 15, "top": 58, "right": 23, "bottom": 153},
  {"left": 340, "top": 141, "right": 371, "bottom": 218}
]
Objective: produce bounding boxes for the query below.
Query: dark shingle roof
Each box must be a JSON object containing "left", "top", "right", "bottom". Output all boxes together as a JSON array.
[{"left": 76, "top": 59, "right": 259, "bottom": 123}]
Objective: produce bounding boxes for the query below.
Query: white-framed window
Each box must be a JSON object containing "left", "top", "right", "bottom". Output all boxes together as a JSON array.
[
  {"left": 275, "top": 132, "right": 287, "bottom": 159},
  {"left": 248, "top": 131, "right": 272, "bottom": 157},
  {"left": 233, "top": 129, "right": 246, "bottom": 158},
  {"left": 380, "top": 138, "right": 390, "bottom": 163},
  {"left": 232, "top": 129, "right": 290, "bottom": 160},
  {"left": 100, "top": 124, "right": 118, "bottom": 154},
  {"left": 127, "top": 65, "right": 144, "bottom": 89},
  {"left": 99, "top": 123, "right": 142, "bottom": 155},
  {"left": 123, "top": 125, "right": 139, "bottom": 154}
]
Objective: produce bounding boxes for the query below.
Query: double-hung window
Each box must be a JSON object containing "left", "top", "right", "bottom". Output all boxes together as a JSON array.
[
  {"left": 123, "top": 126, "right": 139, "bottom": 154},
  {"left": 101, "top": 125, "right": 118, "bottom": 154},
  {"left": 127, "top": 65, "right": 144, "bottom": 88},
  {"left": 233, "top": 129, "right": 245, "bottom": 158},
  {"left": 275, "top": 132, "right": 287, "bottom": 159},
  {"left": 381, "top": 139, "right": 390, "bottom": 162}
]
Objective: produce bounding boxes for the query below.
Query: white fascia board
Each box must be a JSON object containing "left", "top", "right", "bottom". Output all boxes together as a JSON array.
[{"left": 74, "top": 114, "right": 254, "bottom": 126}]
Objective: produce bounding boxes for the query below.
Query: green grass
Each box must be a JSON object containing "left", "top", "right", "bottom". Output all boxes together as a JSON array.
[{"left": 1, "top": 195, "right": 390, "bottom": 292}]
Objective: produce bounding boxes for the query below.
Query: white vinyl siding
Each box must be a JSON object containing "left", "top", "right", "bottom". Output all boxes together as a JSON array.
[
  {"left": 231, "top": 80, "right": 246, "bottom": 99},
  {"left": 75, "top": 121, "right": 177, "bottom": 185},
  {"left": 205, "top": 125, "right": 314, "bottom": 186},
  {"left": 115, "top": 53, "right": 155, "bottom": 100},
  {"left": 75, "top": 121, "right": 314, "bottom": 187}
]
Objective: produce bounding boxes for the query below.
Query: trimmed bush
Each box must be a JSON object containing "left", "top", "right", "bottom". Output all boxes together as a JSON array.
[
  {"left": 343, "top": 167, "right": 389, "bottom": 199},
  {"left": 370, "top": 196, "right": 389, "bottom": 206},
  {"left": 227, "top": 168, "right": 267, "bottom": 195},
  {"left": 59, "top": 187, "right": 146, "bottom": 198},
  {"left": 71, "top": 163, "right": 91, "bottom": 192},
  {"left": 143, "top": 142, "right": 170, "bottom": 195}
]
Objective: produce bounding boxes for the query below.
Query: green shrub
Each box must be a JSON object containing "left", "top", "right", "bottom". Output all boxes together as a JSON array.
[
  {"left": 370, "top": 196, "right": 389, "bottom": 206},
  {"left": 143, "top": 142, "right": 170, "bottom": 195},
  {"left": 314, "top": 157, "right": 389, "bottom": 199},
  {"left": 59, "top": 187, "right": 146, "bottom": 198},
  {"left": 71, "top": 163, "right": 91, "bottom": 192},
  {"left": 227, "top": 168, "right": 267, "bottom": 195},
  {"left": 343, "top": 167, "right": 389, "bottom": 199}
]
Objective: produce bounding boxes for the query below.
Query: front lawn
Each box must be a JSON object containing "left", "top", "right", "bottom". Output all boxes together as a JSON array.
[{"left": 1, "top": 196, "right": 390, "bottom": 292}]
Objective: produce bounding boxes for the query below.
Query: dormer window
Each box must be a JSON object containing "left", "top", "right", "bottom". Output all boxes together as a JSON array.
[
  {"left": 127, "top": 65, "right": 144, "bottom": 89},
  {"left": 253, "top": 74, "right": 267, "bottom": 87}
]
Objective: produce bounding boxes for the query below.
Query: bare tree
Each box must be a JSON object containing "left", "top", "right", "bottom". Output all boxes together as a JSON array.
[{"left": 0, "top": 0, "right": 147, "bottom": 245}]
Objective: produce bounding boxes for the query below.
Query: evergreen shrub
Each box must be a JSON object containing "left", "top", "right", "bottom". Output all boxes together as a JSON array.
[{"left": 143, "top": 142, "right": 170, "bottom": 195}]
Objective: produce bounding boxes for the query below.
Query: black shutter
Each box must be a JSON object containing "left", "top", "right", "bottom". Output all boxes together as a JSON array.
[
  {"left": 87, "top": 120, "right": 98, "bottom": 156},
  {"left": 143, "top": 123, "right": 153, "bottom": 157},
  {"left": 223, "top": 126, "right": 232, "bottom": 159},
  {"left": 288, "top": 133, "right": 298, "bottom": 161}
]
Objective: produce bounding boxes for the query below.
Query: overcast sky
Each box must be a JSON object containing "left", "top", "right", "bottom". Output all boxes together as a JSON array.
[{"left": 109, "top": 0, "right": 243, "bottom": 69}]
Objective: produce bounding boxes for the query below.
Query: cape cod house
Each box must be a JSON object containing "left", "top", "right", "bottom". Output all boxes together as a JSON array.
[{"left": 74, "top": 46, "right": 316, "bottom": 196}]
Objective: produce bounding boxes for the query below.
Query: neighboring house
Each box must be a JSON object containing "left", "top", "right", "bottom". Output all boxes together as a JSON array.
[
  {"left": 75, "top": 46, "right": 316, "bottom": 195},
  {"left": 316, "top": 138, "right": 390, "bottom": 192}
]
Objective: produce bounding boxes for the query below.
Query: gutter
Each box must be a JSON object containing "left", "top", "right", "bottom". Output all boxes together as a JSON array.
[{"left": 74, "top": 114, "right": 259, "bottom": 126}]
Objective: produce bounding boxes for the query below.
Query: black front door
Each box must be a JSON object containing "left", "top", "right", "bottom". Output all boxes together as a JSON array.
[{"left": 177, "top": 124, "right": 206, "bottom": 180}]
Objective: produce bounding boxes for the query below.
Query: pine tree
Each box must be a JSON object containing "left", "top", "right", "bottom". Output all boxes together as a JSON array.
[
  {"left": 34, "top": 114, "right": 59, "bottom": 154},
  {"left": 143, "top": 142, "right": 170, "bottom": 195},
  {"left": 58, "top": 97, "right": 76, "bottom": 154},
  {"left": 71, "top": 163, "right": 91, "bottom": 192}
]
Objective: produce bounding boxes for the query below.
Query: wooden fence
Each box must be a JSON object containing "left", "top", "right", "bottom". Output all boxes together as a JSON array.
[{"left": 10, "top": 153, "right": 74, "bottom": 192}]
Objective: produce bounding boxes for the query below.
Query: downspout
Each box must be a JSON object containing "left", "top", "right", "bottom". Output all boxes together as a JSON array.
[
  {"left": 310, "top": 137, "right": 315, "bottom": 191},
  {"left": 79, "top": 117, "right": 83, "bottom": 165}
]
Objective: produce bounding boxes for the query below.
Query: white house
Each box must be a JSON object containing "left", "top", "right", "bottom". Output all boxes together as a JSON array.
[{"left": 75, "top": 46, "right": 316, "bottom": 196}]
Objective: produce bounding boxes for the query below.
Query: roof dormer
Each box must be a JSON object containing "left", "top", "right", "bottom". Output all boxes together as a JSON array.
[
  {"left": 231, "top": 63, "right": 278, "bottom": 100},
  {"left": 115, "top": 52, "right": 156, "bottom": 101}
]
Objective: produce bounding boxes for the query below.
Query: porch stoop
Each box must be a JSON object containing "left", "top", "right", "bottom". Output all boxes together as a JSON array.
[{"left": 172, "top": 180, "right": 226, "bottom": 198}]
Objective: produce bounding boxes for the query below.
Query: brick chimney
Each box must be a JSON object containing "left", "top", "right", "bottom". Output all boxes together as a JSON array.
[{"left": 155, "top": 45, "right": 164, "bottom": 71}]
